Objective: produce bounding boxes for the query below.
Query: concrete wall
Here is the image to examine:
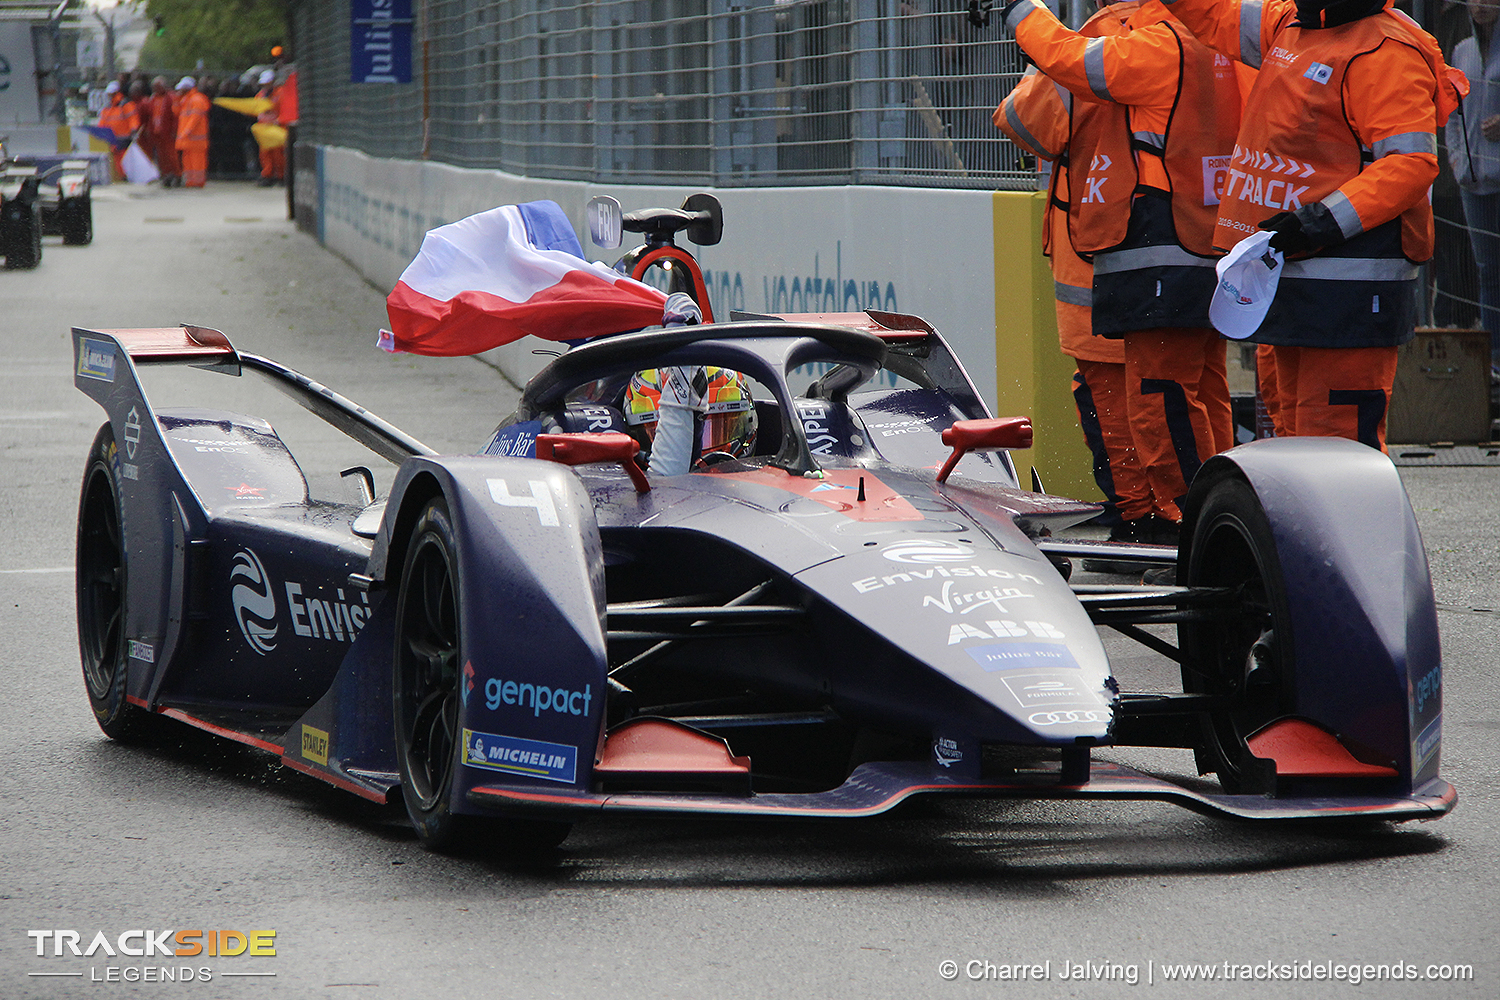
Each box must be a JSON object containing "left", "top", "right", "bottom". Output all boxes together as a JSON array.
[{"left": 299, "top": 144, "right": 1099, "bottom": 501}]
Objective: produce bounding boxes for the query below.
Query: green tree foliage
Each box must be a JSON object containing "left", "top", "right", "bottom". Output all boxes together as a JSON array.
[{"left": 136, "top": 0, "right": 290, "bottom": 76}]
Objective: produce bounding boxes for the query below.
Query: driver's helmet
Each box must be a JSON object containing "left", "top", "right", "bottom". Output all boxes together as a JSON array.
[{"left": 624, "top": 367, "right": 758, "bottom": 465}]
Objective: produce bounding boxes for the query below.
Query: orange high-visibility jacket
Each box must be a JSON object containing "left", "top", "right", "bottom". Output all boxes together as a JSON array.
[
  {"left": 175, "top": 90, "right": 211, "bottom": 149},
  {"left": 98, "top": 96, "right": 140, "bottom": 138},
  {"left": 1005, "top": 0, "right": 1244, "bottom": 336},
  {"left": 995, "top": 2, "right": 1140, "bottom": 361},
  {"left": 1162, "top": 0, "right": 1466, "bottom": 345}
]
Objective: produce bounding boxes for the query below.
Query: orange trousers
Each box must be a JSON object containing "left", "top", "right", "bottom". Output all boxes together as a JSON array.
[
  {"left": 179, "top": 144, "right": 208, "bottom": 187},
  {"left": 1123, "top": 327, "right": 1233, "bottom": 521},
  {"left": 1074, "top": 360, "right": 1152, "bottom": 522},
  {"left": 260, "top": 145, "right": 285, "bottom": 180},
  {"left": 1258, "top": 344, "right": 1398, "bottom": 451}
]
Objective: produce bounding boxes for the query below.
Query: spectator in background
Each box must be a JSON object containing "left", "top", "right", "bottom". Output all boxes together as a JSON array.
[
  {"left": 1448, "top": 0, "right": 1500, "bottom": 368},
  {"left": 96, "top": 80, "right": 139, "bottom": 181},
  {"left": 175, "top": 77, "right": 211, "bottom": 188},
  {"left": 143, "top": 77, "right": 179, "bottom": 187},
  {"left": 278, "top": 61, "right": 299, "bottom": 220},
  {"left": 254, "top": 69, "right": 286, "bottom": 187}
]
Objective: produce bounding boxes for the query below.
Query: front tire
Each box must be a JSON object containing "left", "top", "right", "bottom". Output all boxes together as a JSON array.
[
  {"left": 76, "top": 424, "right": 154, "bottom": 740},
  {"left": 393, "top": 498, "right": 468, "bottom": 850},
  {"left": 393, "top": 497, "right": 571, "bottom": 854},
  {"left": 1178, "top": 474, "right": 1295, "bottom": 793}
]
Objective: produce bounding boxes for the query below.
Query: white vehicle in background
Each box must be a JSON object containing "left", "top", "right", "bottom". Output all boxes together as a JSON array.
[{"left": 1, "top": 136, "right": 94, "bottom": 268}]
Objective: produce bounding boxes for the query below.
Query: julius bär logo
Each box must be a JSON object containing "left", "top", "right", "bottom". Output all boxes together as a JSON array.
[
  {"left": 230, "top": 548, "right": 278, "bottom": 654},
  {"left": 26, "top": 928, "right": 276, "bottom": 984}
]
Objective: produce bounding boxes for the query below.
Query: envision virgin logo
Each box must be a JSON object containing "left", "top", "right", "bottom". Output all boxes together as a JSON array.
[
  {"left": 881, "top": 539, "right": 976, "bottom": 564},
  {"left": 230, "top": 549, "right": 278, "bottom": 654}
]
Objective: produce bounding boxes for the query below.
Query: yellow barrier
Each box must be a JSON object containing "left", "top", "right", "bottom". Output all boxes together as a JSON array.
[{"left": 990, "top": 189, "right": 1100, "bottom": 504}]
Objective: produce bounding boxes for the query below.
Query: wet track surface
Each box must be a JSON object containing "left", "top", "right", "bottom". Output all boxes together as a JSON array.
[{"left": 1, "top": 183, "right": 1495, "bottom": 997}]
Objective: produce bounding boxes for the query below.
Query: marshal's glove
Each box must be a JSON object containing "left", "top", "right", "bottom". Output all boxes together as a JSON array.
[{"left": 1257, "top": 202, "right": 1344, "bottom": 256}]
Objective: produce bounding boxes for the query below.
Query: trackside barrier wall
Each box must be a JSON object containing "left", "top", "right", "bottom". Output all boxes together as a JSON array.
[{"left": 300, "top": 145, "right": 1097, "bottom": 501}]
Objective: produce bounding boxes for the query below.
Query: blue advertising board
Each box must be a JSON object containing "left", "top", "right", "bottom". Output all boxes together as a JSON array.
[{"left": 350, "top": 0, "right": 413, "bottom": 84}]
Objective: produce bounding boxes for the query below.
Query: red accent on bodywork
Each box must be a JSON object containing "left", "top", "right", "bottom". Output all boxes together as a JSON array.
[
  {"left": 280, "top": 755, "right": 391, "bottom": 804},
  {"left": 766, "top": 310, "right": 933, "bottom": 341},
  {"left": 937, "top": 416, "right": 1033, "bottom": 483},
  {"left": 1246, "top": 718, "right": 1399, "bottom": 778},
  {"left": 155, "top": 707, "right": 284, "bottom": 755},
  {"left": 595, "top": 718, "right": 752, "bottom": 777},
  {"left": 707, "top": 466, "right": 923, "bottom": 521},
  {"left": 537, "top": 432, "right": 650, "bottom": 493},
  {"left": 98, "top": 325, "right": 234, "bottom": 361}
]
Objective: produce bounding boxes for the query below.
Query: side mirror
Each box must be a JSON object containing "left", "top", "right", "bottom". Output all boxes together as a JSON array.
[
  {"left": 587, "top": 195, "right": 623, "bottom": 249},
  {"left": 936, "top": 416, "right": 1033, "bottom": 483},
  {"left": 536, "top": 432, "right": 649, "bottom": 493},
  {"left": 682, "top": 193, "right": 723, "bottom": 247}
]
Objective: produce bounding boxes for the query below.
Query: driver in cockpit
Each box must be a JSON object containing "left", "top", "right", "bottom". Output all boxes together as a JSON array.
[{"left": 621, "top": 293, "right": 758, "bottom": 474}]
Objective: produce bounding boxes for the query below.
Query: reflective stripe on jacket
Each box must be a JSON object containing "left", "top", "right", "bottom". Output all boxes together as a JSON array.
[
  {"left": 1164, "top": 0, "right": 1466, "bottom": 345},
  {"left": 176, "top": 91, "right": 211, "bottom": 148},
  {"left": 1008, "top": 0, "right": 1243, "bottom": 336}
]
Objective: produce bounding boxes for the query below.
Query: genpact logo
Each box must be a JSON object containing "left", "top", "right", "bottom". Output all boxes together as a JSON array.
[
  {"left": 230, "top": 549, "right": 278, "bottom": 655},
  {"left": 881, "top": 539, "right": 976, "bottom": 564}
]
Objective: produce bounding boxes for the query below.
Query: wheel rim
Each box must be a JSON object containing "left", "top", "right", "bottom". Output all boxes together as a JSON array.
[
  {"left": 1184, "top": 511, "right": 1287, "bottom": 787},
  {"left": 77, "top": 467, "right": 125, "bottom": 701},
  {"left": 396, "top": 529, "right": 461, "bottom": 812}
]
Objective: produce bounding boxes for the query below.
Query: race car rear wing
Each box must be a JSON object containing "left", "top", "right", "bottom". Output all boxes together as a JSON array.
[{"left": 72, "top": 324, "right": 435, "bottom": 464}]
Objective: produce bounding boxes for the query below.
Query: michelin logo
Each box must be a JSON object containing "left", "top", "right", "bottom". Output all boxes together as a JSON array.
[
  {"left": 463, "top": 729, "right": 578, "bottom": 784},
  {"left": 77, "top": 338, "right": 116, "bottom": 382}
]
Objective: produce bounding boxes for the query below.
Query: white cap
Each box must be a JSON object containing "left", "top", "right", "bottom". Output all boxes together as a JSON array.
[
  {"left": 258, "top": 69, "right": 275, "bottom": 85},
  {"left": 104, "top": 81, "right": 120, "bottom": 95},
  {"left": 1210, "top": 230, "right": 1284, "bottom": 340},
  {"left": 175, "top": 76, "right": 195, "bottom": 91}
]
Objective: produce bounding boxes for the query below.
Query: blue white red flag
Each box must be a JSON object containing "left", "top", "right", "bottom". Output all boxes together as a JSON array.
[{"left": 381, "top": 201, "right": 667, "bottom": 356}]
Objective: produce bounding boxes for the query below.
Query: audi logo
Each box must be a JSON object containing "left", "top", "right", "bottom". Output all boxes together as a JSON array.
[{"left": 1028, "top": 710, "right": 1108, "bottom": 726}]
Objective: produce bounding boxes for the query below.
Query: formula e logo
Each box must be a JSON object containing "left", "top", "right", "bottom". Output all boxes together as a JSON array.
[
  {"left": 1029, "top": 710, "right": 1108, "bottom": 726},
  {"left": 230, "top": 548, "right": 278, "bottom": 655},
  {"left": 882, "top": 539, "right": 975, "bottom": 564}
]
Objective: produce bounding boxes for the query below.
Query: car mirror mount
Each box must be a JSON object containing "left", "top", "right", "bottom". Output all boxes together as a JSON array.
[
  {"left": 536, "top": 431, "right": 650, "bottom": 493},
  {"left": 935, "top": 416, "right": 1033, "bottom": 483}
]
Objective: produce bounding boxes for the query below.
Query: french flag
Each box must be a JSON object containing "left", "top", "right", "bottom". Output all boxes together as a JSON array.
[{"left": 381, "top": 201, "right": 668, "bottom": 356}]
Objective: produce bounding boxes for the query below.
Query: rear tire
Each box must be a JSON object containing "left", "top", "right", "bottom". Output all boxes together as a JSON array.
[
  {"left": 76, "top": 424, "right": 155, "bottom": 741},
  {"left": 61, "top": 193, "right": 93, "bottom": 246},
  {"left": 1178, "top": 475, "right": 1294, "bottom": 793},
  {"left": 2, "top": 200, "right": 42, "bottom": 269}
]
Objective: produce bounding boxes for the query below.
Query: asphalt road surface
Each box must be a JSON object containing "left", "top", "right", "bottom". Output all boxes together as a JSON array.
[{"left": 2, "top": 182, "right": 1496, "bottom": 998}]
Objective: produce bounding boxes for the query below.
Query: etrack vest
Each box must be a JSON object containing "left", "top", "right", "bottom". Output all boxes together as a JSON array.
[
  {"left": 1067, "top": 18, "right": 1242, "bottom": 337},
  {"left": 1218, "top": 11, "right": 1438, "bottom": 347}
]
